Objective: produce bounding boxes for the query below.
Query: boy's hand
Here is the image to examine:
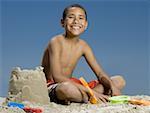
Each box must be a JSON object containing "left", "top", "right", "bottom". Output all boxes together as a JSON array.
[
  {"left": 93, "top": 91, "right": 109, "bottom": 103},
  {"left": 99, "top": 76, "right": 121, "bottom": 96},
  {"left": 99, "top": 76, "right": 112, "bottom": 96}
]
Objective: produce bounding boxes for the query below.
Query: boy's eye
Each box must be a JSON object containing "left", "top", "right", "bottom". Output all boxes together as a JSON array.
[
  {"left": 79, "top": 17, "right": 84, "bottom": 20},
  {"left": 68, "top": 16, "right": 74, "bottom": 19},
  {"left": 67, "top": 15, "right": 75, "bottom": 19}
]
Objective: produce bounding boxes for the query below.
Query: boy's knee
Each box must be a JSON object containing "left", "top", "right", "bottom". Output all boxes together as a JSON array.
[
  {"left": 55, "top": 82, "right": 71, "bottom": 98},
  {"left": 55, "top": 82, "right": 82, "bottom": 100},
  {"left": 111, "top": 75, "right": 126, "bottom": 90},
  {"left": 56, "top": 82, "right": 87, "bottom": 102}
]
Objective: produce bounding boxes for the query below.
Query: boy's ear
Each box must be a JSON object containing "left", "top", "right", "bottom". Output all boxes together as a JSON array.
[
  {"left": 61, "top": 19, "right": 65, "bottom": 27},
  {"left": 85, "top": 21, "right": 88, "bottom": 30}
]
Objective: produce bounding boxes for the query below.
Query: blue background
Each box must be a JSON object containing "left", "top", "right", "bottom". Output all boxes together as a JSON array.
[{"left": 0, "top": 0, "right": 149, "bottom": 96}]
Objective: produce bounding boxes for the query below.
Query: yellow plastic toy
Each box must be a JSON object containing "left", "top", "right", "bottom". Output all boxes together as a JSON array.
[{"left": 79, "top": 77, "right": 98, "bottom": 104}]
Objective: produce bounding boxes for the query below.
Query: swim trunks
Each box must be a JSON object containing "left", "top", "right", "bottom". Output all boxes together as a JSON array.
[
  {"left": 47, "top": 77, "right": 99, "bottom": 104},
  {"left": 47, "top": 77, "right": 99, "bottom": 88}
]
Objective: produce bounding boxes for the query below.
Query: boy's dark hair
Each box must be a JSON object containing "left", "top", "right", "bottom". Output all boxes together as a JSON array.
[{"left": 62, "top": 4, "right": 87, "bottom": 20}]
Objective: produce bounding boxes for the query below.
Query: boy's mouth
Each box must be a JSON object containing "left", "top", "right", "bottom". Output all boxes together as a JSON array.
[{"left": 71, "top": 25, "right": 82, "bottom": 30}]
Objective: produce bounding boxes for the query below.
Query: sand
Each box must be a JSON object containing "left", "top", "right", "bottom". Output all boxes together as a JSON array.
[{"left": 0, "top": 95, "right": 150, "bottom": 113}]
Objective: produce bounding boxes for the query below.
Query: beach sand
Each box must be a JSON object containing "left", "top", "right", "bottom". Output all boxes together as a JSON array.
[{"left": 0, "top": 95, "right": 150, "bottom": 113}]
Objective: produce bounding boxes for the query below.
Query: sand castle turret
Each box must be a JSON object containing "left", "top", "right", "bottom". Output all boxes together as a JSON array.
[{"left": 7, "top": 66, "right": 50, "bottom": 104}]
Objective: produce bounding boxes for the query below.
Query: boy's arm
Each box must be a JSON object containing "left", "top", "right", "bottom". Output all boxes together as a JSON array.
[{"left": 82, "top": 41, "right": 120, "bottom": 96}]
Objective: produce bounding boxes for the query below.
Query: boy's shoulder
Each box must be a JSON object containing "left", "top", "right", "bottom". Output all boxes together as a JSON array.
[
  {"left": 50, "top": 34, "right": 63, "bottom": 43},
  {"left": 46, "top": 34, "right": 63, "bottom": 49},
  {"left": 79, "top": 39, "right": 90, "bottom": 48},
  {"left": 48, "top": 34, "right": 63, "bottom": 45}
]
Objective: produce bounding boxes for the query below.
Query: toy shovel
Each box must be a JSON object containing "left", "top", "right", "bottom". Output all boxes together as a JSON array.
[{"left": 79, "top": 77, "right": 98, "bottom": 104}]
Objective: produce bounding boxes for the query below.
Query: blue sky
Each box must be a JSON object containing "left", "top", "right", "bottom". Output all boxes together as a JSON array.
[{"left": 1, "top": 0, "right": 149, "bottom": 96}]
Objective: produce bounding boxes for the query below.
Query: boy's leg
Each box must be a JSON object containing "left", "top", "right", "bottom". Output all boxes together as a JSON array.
[
  {"left": 52, "top": 75, "right": 125, "bottom": 104},
  {"left": 93, "top": 83, "right": 104, "bottom": 94},
  {"left": 93, "top": 75, "right": 126, "bottom": 94},
  {"left": 110, "top": 75, "right": 126, "bottom": 90},
  {"left": 55, "top": 82, "right": 88, "bottom": 103}
]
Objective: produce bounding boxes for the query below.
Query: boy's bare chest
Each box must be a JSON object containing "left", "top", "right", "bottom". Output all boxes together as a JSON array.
[{"left": 60, "top": 45, "right": 82, "bottom": 68}]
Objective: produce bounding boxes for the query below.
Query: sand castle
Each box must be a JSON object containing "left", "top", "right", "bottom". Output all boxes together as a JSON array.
[{"left": 6, "top": 66, "right": 50, "bottom": 104}]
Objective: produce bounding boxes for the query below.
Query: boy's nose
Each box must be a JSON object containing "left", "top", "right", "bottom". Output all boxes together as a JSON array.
[{"left": 73, "top": 18, "right": 79, "bottom": 24}]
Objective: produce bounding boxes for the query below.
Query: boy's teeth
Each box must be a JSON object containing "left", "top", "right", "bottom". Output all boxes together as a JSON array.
[
  {"left": 73, "top": 26, "right": 79, "bottom": 28},
  {"left": 72, "top": 26, "right": 80, "bottom": 30}
]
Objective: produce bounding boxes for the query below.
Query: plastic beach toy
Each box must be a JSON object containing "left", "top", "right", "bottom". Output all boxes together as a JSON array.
[
  {"left": 109, "top": 95, "right": 150, "bottom": 106},
  {"left": 7, "top": 102, "right": 25, "bottom": 109},
  {"left": 79, "top": 77, "right": 98, "bottom": 104},
  {"left": 109, "top": 95, "right": 130, "bottom": 104},
  {"left": 129, "top": 98, "right": 150, "bottom": 106},
  {"left": 7, "top": 101, "right": 43, "bottom": 113}
]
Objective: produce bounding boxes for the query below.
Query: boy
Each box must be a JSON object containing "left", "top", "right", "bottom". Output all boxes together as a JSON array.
[{"left": 42, "top": 4, "right": 125, "bottom": 104}]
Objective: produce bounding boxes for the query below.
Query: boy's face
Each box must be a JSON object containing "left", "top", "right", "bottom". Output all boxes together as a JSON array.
[{"left": 61, "top": 7, "right": 88, "bottom": 37}]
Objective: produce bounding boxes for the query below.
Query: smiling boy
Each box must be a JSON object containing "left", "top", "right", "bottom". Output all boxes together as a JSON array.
[{"left": 42, "top": 4, "right": 125, "bottom": 104}]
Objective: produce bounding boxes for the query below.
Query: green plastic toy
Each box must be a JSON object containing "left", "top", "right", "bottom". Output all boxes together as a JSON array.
[{"left": 109, "top": 95, "right": 130, "bottom": 104}]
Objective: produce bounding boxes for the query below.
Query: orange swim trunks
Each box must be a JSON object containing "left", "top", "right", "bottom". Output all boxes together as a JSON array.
[{"left": 47, "top": 77, "right": 99, "bottom": 89}]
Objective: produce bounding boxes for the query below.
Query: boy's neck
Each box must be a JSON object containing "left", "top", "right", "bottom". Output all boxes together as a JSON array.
[{"left": 63, "top": 33, "right": 80, "bottom": 42}]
